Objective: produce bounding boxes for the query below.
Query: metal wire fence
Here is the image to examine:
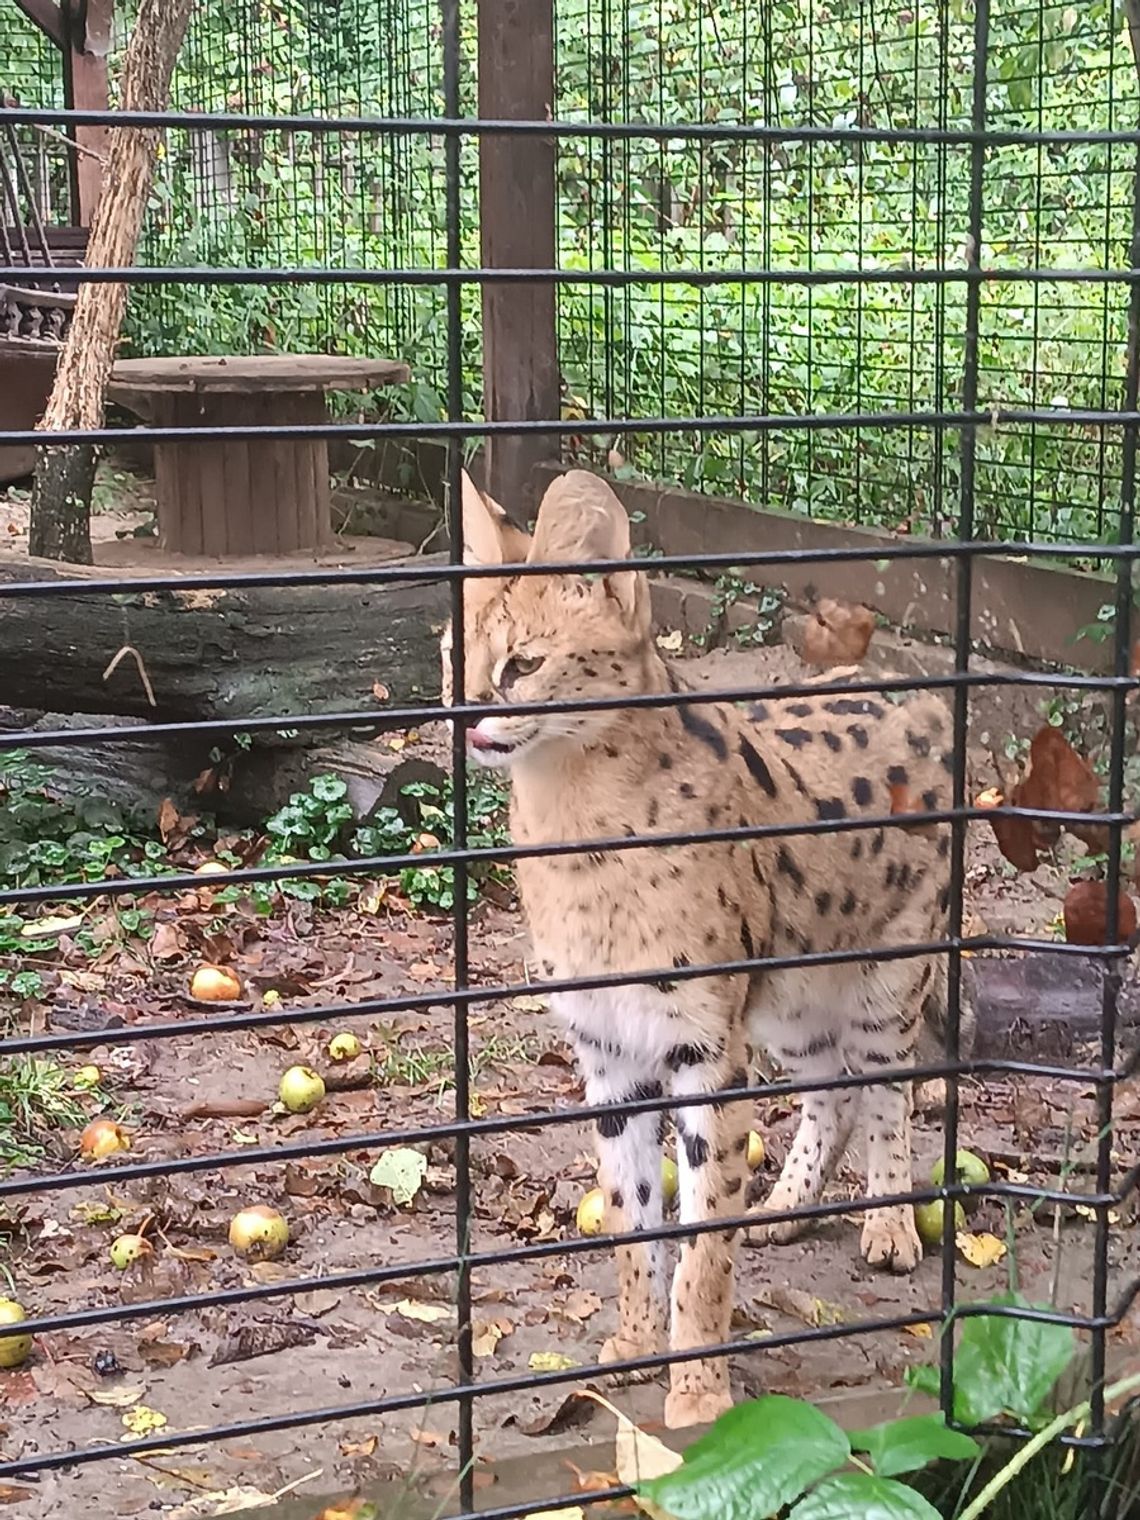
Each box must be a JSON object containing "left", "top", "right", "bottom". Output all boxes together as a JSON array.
[{"left": 0, "top": 0, "right": 1139, "bottom": 1515}]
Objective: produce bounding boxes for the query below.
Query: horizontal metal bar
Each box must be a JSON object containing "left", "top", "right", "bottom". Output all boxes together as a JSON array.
[
  {"left": 1, "top": 262, "right": 1138, "bottom": 287},
  {"left": 0, "top": 1034, "right": 1125, "bottom": 1201},
  {"left": 5, "top": 405, "right": 1140, "bottom": 450},
  {"left": 4, "top": 103, "right": 1140, "bottom": 149},
  {"left": 0, "top": 535, "right": 1136, "bottom": 604},
  {"left": 1, "top": 792, "right": 1132, "bottom": 911}
]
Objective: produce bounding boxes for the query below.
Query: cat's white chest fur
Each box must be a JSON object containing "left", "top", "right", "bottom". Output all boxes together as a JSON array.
[{"left": 548, "top": 984, "right": 685, "bottom": 1067}]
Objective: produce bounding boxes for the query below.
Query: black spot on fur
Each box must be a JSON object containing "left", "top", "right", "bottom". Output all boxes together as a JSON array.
[
  {"left": 777, "top": 846, "right": 805, "bottom": 891},
  {"left": 938, "top": 836, "right": 950, "bottom": 858},
  {"left": 840, "top": 889, "right": 857, "bottom": 915},
  {"left": 666, "top": 1043, "right": 709, "bottom": 1070},
  {"left": 598, "top": 1112, "right": 628, "bottom": 1139},
  {"left": 775, "top": 727, "right": 813, "bottom": 749},
  {"left": 851, "top": 838, "right": 863, "bottom": 859},
  {"left": 740, "top": 919, "right": 755, "bottom": 958},
  {"left": 815, "top": 890, "right": 833, "bottom": 915},
  {"left": 750, "top": 702, "right": 770, "bottom": 722},
  {"left": 680, "top": 782, "right": 696, "bottom": 799},
  {"left": 717, "top": 884, "right": 729, "bottom": 908},
  {"left": 679, "top": 704, "right": 728, "bottom": 761},
  {"left": 647, "top": 798, "right": 660, "bottom": 827},
  {"left": 780, "top": 759, "right": 810, "bottom": 796},
  {"left": 816, "top": 797, "right": 846, "bottom": 821},
  {"left": 871, "top": 829, "right": 885, "bottom": 855},
  {"left": 658, "top": 753, "right": 673, "bottom": 770},
  {"left": 787, "top": 702, "right": 814, "bottom": 718},
  {"left": 887, "top": 764, "right": 909, "bottom": 787},
  {"left": 683, "top": 1132, "right": 710, "bottom": 1168},
  {"left": 847, "top": 724, "right": 869, "bottom": 748},
  {"left": 631, "top": 1080, "right": 664, "bottom": 1104},
  {"left": 907, "top": 730, "right": 931, "bottom": 757},
  {"left": 822, "top": 731, "right": 842, "bottom": 752},
  {"left": 852, "top": 777, "right": 873, "bottom": 806},
  {"left": 636, "top": 1180, "right": 652, "bottom": 1207},
  {"left": 751, "top": 853, "right": 765, "bottom": 886},
  {"left": 707, "top": 804, "right": 722, "bottom": 826},
  {"left": 938, "top": 885, "right": 951, "bottom": 911},
  {"left": 603, "top": 743, "right": 618, "bottom": 759},
  {"left": 611, "top": 1189, "right": 624, "bottom": 1209},
  {"left": 825, "top": 698, "right": 885, "bottom": 719},
  {"left": 739, "top": 737, "right": 778, "bottom": 798},
  {"left": 674, "top": 952, "right": 690, "bottom": 969},
  {"left": 922, "top": 789, "right": 938, "bottom": 811}
]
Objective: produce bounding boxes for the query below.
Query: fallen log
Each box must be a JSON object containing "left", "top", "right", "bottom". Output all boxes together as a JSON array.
[
  {"left": 0, "top": 553, "right": 450, "bottom": 724},
  {"left": 0, "top": 707, "right": 450, "bottom": 828}
]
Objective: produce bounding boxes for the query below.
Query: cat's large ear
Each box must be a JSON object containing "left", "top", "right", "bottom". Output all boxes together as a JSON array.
[
  {"left": 460, "top": 470, "right": 531, "bottom": 566},
  {"left": 530, "top": 470, "right": 646, "bottom": 627}
]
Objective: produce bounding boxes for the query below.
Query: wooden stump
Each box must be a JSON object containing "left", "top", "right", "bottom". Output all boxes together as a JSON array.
[{"left": 151, "top": 392, "right": 334, "bottom": 556}]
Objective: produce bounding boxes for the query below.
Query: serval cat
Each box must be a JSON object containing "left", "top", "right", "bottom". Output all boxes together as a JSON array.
[{"left": 441, "top": 468, "right": 963, "bottom": 1427}]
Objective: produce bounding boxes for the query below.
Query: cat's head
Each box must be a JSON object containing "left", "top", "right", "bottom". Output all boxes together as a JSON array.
[{"left": 439, "top": 469, "right": 653, "bottom": 768}]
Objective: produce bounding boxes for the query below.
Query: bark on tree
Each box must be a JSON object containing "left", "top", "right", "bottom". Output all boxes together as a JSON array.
[
  {"left": 29, "top": 0, "right": 196, "bottom": 563},
  {"left": 0, "top": 554, "right": 450, "bottom": 723}
]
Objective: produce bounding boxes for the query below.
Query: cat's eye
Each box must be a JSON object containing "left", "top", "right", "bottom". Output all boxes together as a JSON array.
[{"left": 502, "top": 653, "right": 545, "bottom": 685}]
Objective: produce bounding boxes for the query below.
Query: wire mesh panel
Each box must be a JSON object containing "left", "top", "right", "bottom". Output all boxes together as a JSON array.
[{"left": 1, "top": 0, "right": 1139, "bottom": 1516}]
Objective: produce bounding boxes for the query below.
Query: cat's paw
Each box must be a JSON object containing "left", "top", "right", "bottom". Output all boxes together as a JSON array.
[
  {"left": 743, "top": 1195, "right": 810, "bottom": 1247},
  {"left": 664, "top": 1384, "right": 733, "bottom": 1430},
  {"left": 861, "top": 1207, "right": 922, "bottom": 1274},
  {"left": 599, "top": 1331, "right": 665, "bottom": 1383}
]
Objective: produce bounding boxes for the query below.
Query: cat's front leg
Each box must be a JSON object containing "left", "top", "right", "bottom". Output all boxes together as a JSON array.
[
  {"left": 664, "top": 1019, "right": 751, "bottom": 1429},
  {"left": 572, "top": 1030, "right": 669, "bottom": 1376}
]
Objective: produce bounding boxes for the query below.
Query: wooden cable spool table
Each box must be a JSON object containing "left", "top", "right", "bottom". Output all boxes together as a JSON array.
[{"left": 108, "top": 354, "right": 410, "bottom": 557}]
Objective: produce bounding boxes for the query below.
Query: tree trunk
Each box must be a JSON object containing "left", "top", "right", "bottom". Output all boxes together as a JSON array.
[{"left": 29, "top": 0, "right": 196, "bottom": 563}]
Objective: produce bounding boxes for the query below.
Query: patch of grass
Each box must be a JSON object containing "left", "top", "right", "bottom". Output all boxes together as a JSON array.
[
  {"left": 0, "top": 1058, "right": 88, "bottom": 1168},
  {"left": 378, "top": 1031, "right": 538, "bottom": 1101}
]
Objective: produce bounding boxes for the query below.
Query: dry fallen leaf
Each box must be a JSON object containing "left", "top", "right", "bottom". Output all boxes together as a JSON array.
[
  {"left": 88, "top": 1381, "right": 148, "bottom": 1409},
  {"left": 339, "top": 1433, "right": 379, "bottom": 1457},
  {"left": 955, "top": 1231, "right": 1007, "bottom": 1269},
  {"left": 529, "top": 1350, "right": 580, "bottom": 1372},
  {"left": 801, "top": 598, "right": 875, "bottom": 665},
  {"left": 379, "top": 1298, "right": 454, "bottom": 1325},
  {"left": 754, "top": 1285, "right": 845, "bottom": 1327},
  {"left": 579, "top": 1391, "right": 681, "bottom": 1515},
  {"left": 121, "top": 1403, "right": 168, "bottom": 1437},
  {"left": 655, "top": 629, "right": 684, "bottom": 653},
  {"left": 471, "top": 1316, "right": 513, "bottom": 1357},
  {"left": 982, "top": 725, "right": 1103, "bottom": 871},
  {"left": 368, "top": 1147, "right": 427, "bottom": 1206},
  {"left": 0, "top": 1487, "right": 34, "bottom": 1505},
  {"left": 1062, "top": 880, "right": 1138, "bottom": 947},
  {"left": 903, "top": 1322, "right": 934, "bottom": 1339}
]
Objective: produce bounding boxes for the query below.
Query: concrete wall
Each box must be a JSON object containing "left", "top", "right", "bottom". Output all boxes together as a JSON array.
[{"left": 532, "top": 463, "right": 1120, "bottom": 673}]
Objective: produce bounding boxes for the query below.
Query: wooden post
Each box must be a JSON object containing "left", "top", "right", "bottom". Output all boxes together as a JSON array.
[
  {"left": 62, "top": 0, "right": 113, "bottom": 227},
  {"left": 477, "top": 0, "right": 560, "bottom": 517}
]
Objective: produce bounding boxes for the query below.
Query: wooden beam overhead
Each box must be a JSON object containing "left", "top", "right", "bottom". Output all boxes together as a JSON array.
[{"left": 11, "top": 0, "right": 65, "bottom": 50}]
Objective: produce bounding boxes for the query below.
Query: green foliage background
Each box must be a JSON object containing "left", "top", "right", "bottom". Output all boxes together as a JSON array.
[{"left": 3, "top": 0, "right": 1136, "bottom": 544}]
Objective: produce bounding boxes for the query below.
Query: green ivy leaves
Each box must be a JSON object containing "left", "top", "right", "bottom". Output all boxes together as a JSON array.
[{"left": 635, "top": 1297, "right": 1074, "bottom": 1520}]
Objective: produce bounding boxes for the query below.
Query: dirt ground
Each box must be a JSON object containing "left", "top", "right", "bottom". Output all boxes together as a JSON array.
[{"left": 3, "top": 480, "right": 1140, "bottom": 1517}]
